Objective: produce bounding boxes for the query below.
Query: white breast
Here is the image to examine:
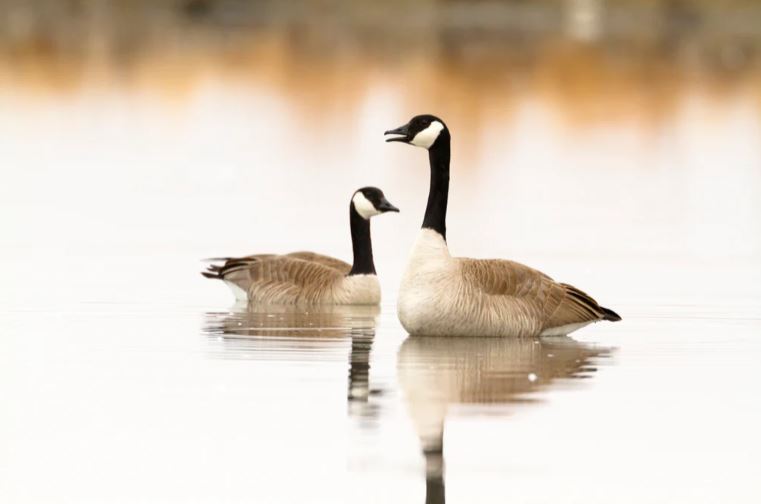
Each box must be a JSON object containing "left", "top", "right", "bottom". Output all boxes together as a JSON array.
[
  {"left": 397, "top": 229, "right": 547, "bottom": 337},
  {"left": 397, "top": 229, "right": 458, "bottom": 334},
  {"left": 338, "top": 274, "right": 381, "bottom": 305}
]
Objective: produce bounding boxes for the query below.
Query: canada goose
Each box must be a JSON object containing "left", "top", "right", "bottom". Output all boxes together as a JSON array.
[
  {"left": 202, "top": 187, "right": 399, "bottom": 305},
  {"left": 385, "top": 115, "right": 621, "bottom": 337}
]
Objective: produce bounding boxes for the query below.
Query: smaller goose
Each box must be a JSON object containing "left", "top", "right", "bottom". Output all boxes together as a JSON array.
[
  {"left": 203, "top": 187, "right": 399, "bottom": 305},
  {"left": 385, "top": 114, "right": 621, "bottom": 337}
]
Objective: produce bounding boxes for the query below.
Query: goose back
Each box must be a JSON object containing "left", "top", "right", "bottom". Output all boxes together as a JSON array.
[{"left": 204, "top": 254, "right": 379, "bottom": 305}]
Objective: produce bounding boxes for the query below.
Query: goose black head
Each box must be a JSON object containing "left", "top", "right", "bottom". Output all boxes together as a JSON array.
[
  {"left": 384, "top": 114, "right": 448, "bottom": 149},
  {"left": 351, "top": 187, "right": 400, "bottom": 220}
]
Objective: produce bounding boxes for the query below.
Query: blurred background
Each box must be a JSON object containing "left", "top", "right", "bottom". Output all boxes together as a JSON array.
[
  {"left": 1, "top": 0, "right": 760, "bottom": 306},
  {"left": 1, "top": 1, "right": 761, "bottom": 503}
]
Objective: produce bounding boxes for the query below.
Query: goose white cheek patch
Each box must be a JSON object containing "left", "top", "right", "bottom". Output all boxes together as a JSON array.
[
  {"left": 352, "top": 192, "right": 381, "bottom": 219},
  {"left": 411, "top": 121, "right": 444, "bottom": 148}
]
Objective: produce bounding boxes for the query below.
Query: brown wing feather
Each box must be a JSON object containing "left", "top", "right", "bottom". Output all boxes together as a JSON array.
[
  {"left": 459, "top": 259, "right": 607, "bottom": 329},
  {"left": 546, "top": 283, "right": 609, "bottom": 327},
  {"left": 204, "top": 254, "right": 346, "bottom": 304},
  {"left": 205, "top": 252, "right": 350, "bottom": 275},
  {"left": 285, "top": 252, "right": 351, "bottom": 274},
  {"left": 205, "top": 254, "right": 277, "bottom": 274}
]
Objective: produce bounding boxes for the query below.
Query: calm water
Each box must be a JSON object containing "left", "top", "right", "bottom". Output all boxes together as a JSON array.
[
  {"left": 2, "top": 298, "right": 760, "bottom": 502},
  {"left": 2, "top": 28, "right": 761, "bottom": 502}
]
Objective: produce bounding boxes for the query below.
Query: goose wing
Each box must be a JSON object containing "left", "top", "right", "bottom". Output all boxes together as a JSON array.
[
  {"left": 204, "top": 252, "right": 351, "bottom": 275},
  {"left": 203, "top": 255, "right": 345, "bottom": 304},
  {"left": 458, "top": 258, "right": 613, "bottom": 328},
  {"left": 285, "top": 251, "right": 352, "bottom": 273}
]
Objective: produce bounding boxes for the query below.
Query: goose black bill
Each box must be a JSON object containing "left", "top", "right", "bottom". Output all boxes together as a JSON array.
[
  {"left": 377, "top": 198, "right": 400, "bottom": 213},
  {"left": 384, "top": 123, "right": 410, "bottom": 143}
]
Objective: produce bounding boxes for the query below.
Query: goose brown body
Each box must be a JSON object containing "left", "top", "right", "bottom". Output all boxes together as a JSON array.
[
  {"left": 204, "top": 252, "right": 380, "bottom": 305},
  {"left": 398, "top": 230, "right": 620, "bottom": 337}
]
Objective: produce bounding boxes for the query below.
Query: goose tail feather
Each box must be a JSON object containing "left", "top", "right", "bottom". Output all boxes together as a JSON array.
[
  {"left": 201, "top": 270, "right": 221, "bottom": 279},
  {"left": 600, "top": 306, "right": 622, "bottom": 322}
]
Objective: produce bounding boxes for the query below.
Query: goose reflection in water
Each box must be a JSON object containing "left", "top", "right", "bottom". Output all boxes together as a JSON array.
[
  {"left": 203, "top": 303, "right": 382, "bottom": 418},
  {"left": 398, "top": 336, "right": 611, "bottom": 504}
]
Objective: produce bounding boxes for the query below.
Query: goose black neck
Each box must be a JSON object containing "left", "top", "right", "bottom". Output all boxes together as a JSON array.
[
  {"left": 348, "top": 206, "right": 376, "bottom": 276},
  {"left": 422, "top": 133, "right": 450, "bottom": 240}
]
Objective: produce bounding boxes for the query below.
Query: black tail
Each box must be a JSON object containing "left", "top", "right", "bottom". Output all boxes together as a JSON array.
[
  {"left": 201, "top": 256, "right": 262, "bottom": 280},
  {"left": 601, "top": 306, "right": 622, "bottom": 322},
  {"left": 201, "top": 258, "right": 229, "bottom": 280}
]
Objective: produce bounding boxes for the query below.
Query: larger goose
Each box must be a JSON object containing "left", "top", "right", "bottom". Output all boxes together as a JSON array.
[
  {"left": 203, "top": 187, "right": 398, "bottom": 305},
  {"left": 385, "top": 115, "right": 620, "bottom": 337}
]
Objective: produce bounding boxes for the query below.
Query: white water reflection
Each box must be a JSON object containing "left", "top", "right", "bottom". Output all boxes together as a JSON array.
[
  {"left": 204, "top": 305, "right": 384, "bottom": 419},
  {"left": 398, "top": 336, "right": 610, "bottom": 503}
]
